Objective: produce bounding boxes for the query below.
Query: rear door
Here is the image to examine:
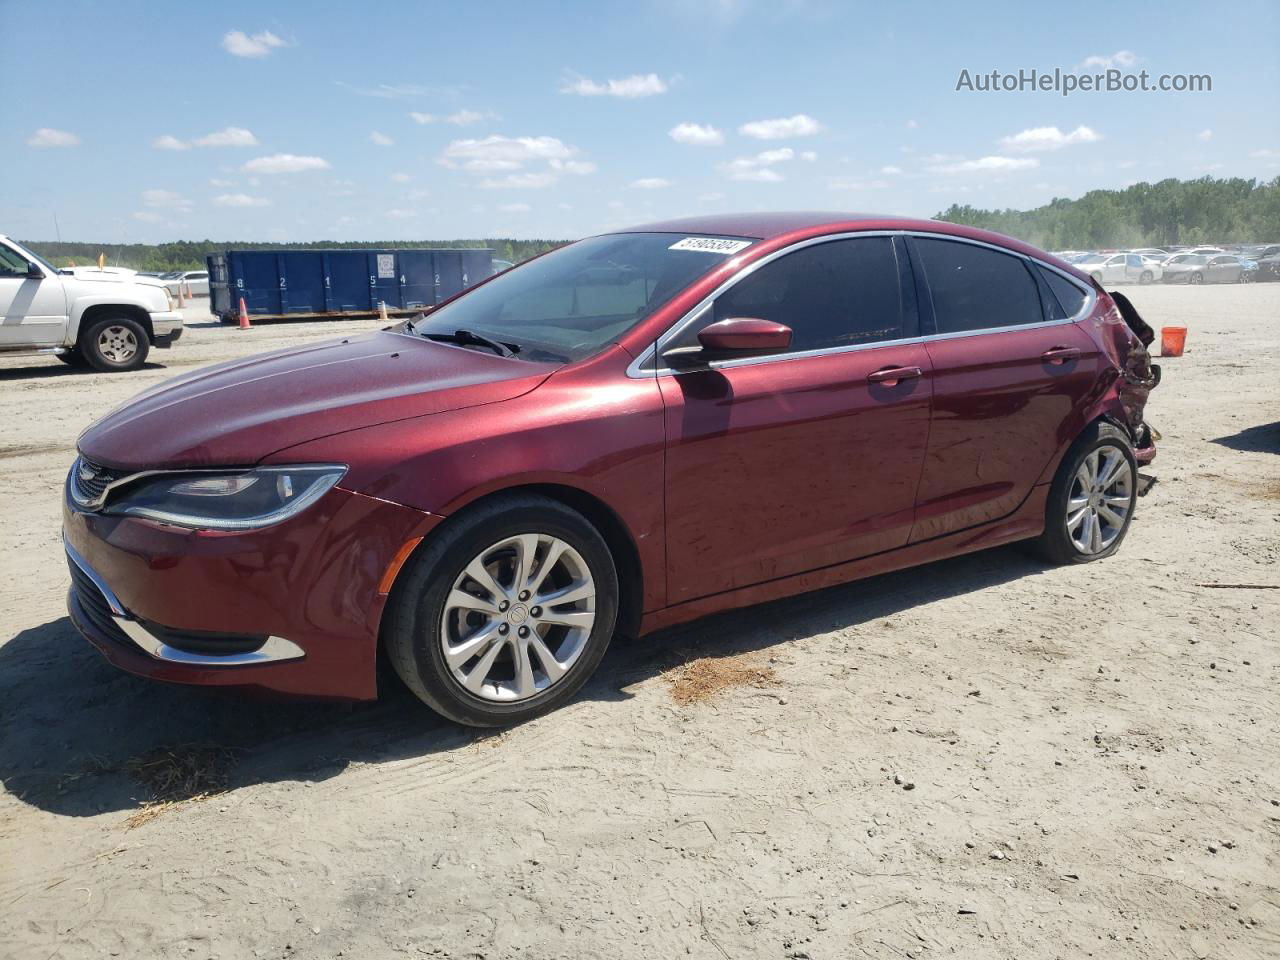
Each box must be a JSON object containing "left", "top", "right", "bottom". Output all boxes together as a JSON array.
[
  {"left": 659, "top": 234, "right": 933, "bottom": 603},
  {"left": 907, "top": 235, "right": 1099, "bottom": 541}
]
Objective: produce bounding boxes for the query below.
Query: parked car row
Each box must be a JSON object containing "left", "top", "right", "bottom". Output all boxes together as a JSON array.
[{"left": 1052, "top": 244, "right": 1275, "bottom": 284}]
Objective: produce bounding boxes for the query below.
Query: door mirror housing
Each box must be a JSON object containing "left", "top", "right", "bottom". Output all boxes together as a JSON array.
[
  {"left": 663, "top": 317, "right": 793, "bottom": 366},
  {"left": 27, "top": 260, "right": 44, "bottom": 278}
]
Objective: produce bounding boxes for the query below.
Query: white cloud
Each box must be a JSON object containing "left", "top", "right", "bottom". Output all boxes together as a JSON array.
[
  {"left": 929, "top": 155, "right": 1039, "bottom": 174},
  {"left": 1197, "top": 129, "right": 1213, "bottom": 142},
  {"left": 222, "top": 29, "right": 287, "bottom": 58},
  {"left": 880, "top": 165, "right": 903, "bottom": 175},
  {"left": 447, "top": 109, "right": 485, "bottom": 126},
  {"left": 408, "top": 112, "right": 435, "bottom": 124},
  {"left": 370, "top": 131, "right": 394, "bottom": 146},
  {"left": 561, "top": 72, "right": 668, "bottom": 98},
  {"left": 391, "top": 172, "right": 411, "bottom": 183},
  {"left": 214, "top": 193, "right": 270, "bottom": 208},
  {"left": 441, "top": 135, "right": 574, "bottom": 171},
  {"left": 549, "top": 158, "right": 597, "bottom": 175},
  {"left": 1079, "top": 50, "right": 1137, "bottom": 71},
  {"left": 242, "top": 153, "right": 330, "bottom": 174},
  {"left": 142, "top": 189, "right": 191, "bottom": 211},
  {"left": 723, "top": 147, "right": 795, "bottom": 181},
  {"left": 1000, "top": 125, "right": 1101, "bottom": 152},
  {"left": 738, "top": 114, "right": 822, "bottom": 140},
  {"left": 479, "top": 172, "right": 557, "bottom": 189},
  {"left": 132, "top": 211, "right": 164, "bottom": 223},
  {"left": 195, "top": 126, "right": 259, "bottom": 147},
  {"left": 630, "top": 177, "right": 671, "bottom": 189},
  {"left": 27, "top": 128, "right": 79, "bottom": 147},
  {"left": 669, "top": 122, "right": 724, "bottom": 146},
  {"left": 498, "top": 202, "right": 531, "bottom": 213},
  {"left": 385, "top": 209, "right": 417, "bottom": 219}
]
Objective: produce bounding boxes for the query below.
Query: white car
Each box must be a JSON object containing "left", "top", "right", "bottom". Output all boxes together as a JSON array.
[
  {"left": 1075, "top": 252, "right": 1162, "bottom": 285},
  {"left": 162, "top": 269, "right": 209, "bottom": 297},
  {"left": 0, "top": 235, "right": 183, "bottom": 371}
]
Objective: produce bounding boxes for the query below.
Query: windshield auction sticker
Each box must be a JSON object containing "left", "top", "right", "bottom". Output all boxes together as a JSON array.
[{"left": 669, "top": 237, "right": 753, "bottom": 254}]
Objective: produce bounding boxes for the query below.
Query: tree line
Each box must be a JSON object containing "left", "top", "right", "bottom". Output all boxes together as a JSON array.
[
  {"left": 936, "top": 176, "right": 1280, "bottom": 250},
  {"left": 20, "top": 238, "right": 565, "bottom": 272}
]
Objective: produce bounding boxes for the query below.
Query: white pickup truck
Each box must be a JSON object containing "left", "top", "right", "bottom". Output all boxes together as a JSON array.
[{"left": 0, "top": 234, "right": 183, "bottom": 371}]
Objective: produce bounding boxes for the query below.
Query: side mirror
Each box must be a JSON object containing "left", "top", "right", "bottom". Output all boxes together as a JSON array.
[
  {"left": 27, "top": 261, "right": 43, "bottom": 278},
  {"left": 663, "top": 317, "right": 792, "bottom": 365}
]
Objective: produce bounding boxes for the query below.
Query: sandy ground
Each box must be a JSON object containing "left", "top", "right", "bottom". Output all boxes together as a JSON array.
[{"left": 1, "top": 289, "right": 1277, "bottom": 960}]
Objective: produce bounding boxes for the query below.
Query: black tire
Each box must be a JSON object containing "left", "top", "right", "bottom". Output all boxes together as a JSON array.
[
  {"left": 1139, "top": 271, "right": 1153, "bottom": 285},
  {"left": 1033, "top": 422, "right": 1138, "bottom": 565},
  {"left": 79, "top": 316, "right": 150, "bottom": 372},
  {"left": 1189, "top": 272, "right": 1204, "bottom": 285},
  {"left": 384, "top": 494, "right": 619, "bottom": 727}
]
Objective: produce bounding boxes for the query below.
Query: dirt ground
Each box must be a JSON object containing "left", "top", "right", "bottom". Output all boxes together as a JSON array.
[{"left": 1, "top": 288, "right": 1277, "bottom": 960}]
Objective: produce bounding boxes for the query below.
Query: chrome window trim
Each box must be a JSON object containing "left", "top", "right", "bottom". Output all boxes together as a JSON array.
[{"left": 626, "top": 228, "right": 1096, "bottom": 379}]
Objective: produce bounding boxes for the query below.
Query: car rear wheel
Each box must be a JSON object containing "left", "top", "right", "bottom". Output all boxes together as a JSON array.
[
  {"left": 1189, "top": 272, "right": 1204, "bottom": 285},
  {"left": 1033, "top": 422, "right": 1138, "bottom": 565},
  {"left": 1139, "top": 271, "right": 1153, "bottom": 284},
  {"left": 384, "top": 494, "right": 619, "bottom": 727},
  {"left": 80, "top": 316, "right": 150, "bottom": 372}
]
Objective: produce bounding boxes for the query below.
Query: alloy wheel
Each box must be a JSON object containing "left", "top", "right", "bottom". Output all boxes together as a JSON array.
[
  {"left": 440, "top": 533, "right": 596, "bottom": 702},
  {"left": 97, "top": 325, "right": 139, "bottom": 364},
  {"left": 1066, "top": 445, "right": 1133, "bottom": 555}
]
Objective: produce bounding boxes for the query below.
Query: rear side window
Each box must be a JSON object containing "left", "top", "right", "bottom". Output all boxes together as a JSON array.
[
  {"left": 709, "top": 236, "right": 907, "bottom": 352},
  {"left": 915, "top": 238, "right": 1043, "bottom": 334},
  {"left": 1036, "top": 264, "right": 1087, "bottom": 319}
]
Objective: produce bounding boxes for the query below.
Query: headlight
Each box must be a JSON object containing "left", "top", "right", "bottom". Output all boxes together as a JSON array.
[{"left": 103, "top": 465, "right": 346, "bottom": 530}]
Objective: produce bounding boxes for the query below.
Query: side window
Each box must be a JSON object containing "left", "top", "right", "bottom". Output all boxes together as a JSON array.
[
  {"left": 0, "top": 247, "right": 30, "bottom": 278},
  {"left": 702, "top": 237, "right": 907, "bottom": 353},
  {"left": 1036, "top": 264, "right": 1088, "bottom": 319},
  {"left": 1127, "top": 255, "right": 1142, "bottom": 268},
  {"left": 914, "top": 238, "right": 1043, "bottom": 334}
]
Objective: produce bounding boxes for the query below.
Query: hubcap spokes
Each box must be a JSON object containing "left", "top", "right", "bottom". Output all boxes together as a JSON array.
[
  {"left": 441, "top": 534, "right": 596, "bottom": 702},
  {"left": 98, "top": 325, "right": 138, "bottom": 364},
  {"left": 1066, "top": 446, "right": 1133, "bottom": 555}
]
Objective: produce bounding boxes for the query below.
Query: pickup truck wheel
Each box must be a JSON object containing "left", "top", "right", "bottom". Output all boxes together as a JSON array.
[
  {"left": 1033, "top": 422, "right": 1137, "bottom": 565},
  {"left": 80, "top": 317, "right": 149, "bottom": 372}
]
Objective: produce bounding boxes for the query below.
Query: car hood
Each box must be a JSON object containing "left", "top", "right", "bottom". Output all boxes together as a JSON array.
[
  {"left": 77, "top": 331, "right": 557, "bottom": 470},
  {"left": 64, "top": 266, "right": 167, "bottom": 288}
]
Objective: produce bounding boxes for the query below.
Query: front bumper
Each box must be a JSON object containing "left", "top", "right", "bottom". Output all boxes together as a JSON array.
[
  {"left": 62, "top": 484, "right": 442, "bottom": 700},
  {"left": 148, "top": 310, "right": 184, "bottom": 338}
]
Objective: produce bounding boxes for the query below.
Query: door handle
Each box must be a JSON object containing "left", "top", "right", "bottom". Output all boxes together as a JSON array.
[
  {"left": 867, "top": 365, "right": 923, "bottom": 385},
  {"left": 1041, "top": 346, "right": 1081, "bottom": 365}
]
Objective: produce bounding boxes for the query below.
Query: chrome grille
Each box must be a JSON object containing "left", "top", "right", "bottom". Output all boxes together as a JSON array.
[{"left": 70, "top": 456, "right": 130, "bottom": 509}]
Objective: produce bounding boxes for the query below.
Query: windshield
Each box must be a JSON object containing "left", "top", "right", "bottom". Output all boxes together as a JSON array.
[{"left": 409, "top": 232, "right": 755, "bottom": 362}]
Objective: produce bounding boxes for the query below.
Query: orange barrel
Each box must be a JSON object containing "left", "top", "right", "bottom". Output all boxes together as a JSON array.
[{"left": 1160, "top": 326, "right": 1187, "bottom": 357}]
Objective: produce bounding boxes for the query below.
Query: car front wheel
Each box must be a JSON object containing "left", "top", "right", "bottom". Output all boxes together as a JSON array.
[
  {"left": 384, "top": 494, "right": 619, "bottom": 727},
  {"left": 1189, "top": 272, "right": 1204, "bottom": 285},
  {"left": 80, "top": 316, "right": 150, "bottom": 371},
  {"left": 1139, "top": 271, "right": 1153, "bottom": 284},
  {"left": 1034, "top": 422, "right": 1138, "bottom": 564}
]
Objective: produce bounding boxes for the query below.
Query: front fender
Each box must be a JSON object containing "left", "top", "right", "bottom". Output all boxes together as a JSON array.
[{"left": 68, "top": 292, "right": 168, "bottom": 341}]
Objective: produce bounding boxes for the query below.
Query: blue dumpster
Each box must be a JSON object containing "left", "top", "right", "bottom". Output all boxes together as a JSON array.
[{"left": 208, "top": 248, "right": 495, "bottom": 323}]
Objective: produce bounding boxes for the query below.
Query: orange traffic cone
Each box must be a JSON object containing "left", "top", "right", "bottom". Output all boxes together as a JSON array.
[
  {"left": 183, "top": 282, "right": 193, "bottom": 301},
  {"left": 238, "top": 297, "right": 251, "bottom": 330}
]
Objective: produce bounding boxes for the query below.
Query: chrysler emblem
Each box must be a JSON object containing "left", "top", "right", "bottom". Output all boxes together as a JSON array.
[{"left": 78, "top": 461, "right": 97, "bottom": 483}]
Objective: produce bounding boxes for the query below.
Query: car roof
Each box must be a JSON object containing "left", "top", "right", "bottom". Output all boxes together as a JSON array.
[{"left": 611, "top": 211, "right": 1071, "bottom": 270}]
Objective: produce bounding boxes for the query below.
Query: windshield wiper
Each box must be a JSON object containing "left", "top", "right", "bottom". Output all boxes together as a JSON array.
[{"left": 423, "top": 328, "right": 519, "bottom": 358}]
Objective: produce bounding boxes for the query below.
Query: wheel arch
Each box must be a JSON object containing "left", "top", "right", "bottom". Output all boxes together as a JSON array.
[
  {"left": 384, "top": 482, "right": 646, "bottom": 641},
  {"left": 76, "top": 303, "right": 154, "bottom": 344}
]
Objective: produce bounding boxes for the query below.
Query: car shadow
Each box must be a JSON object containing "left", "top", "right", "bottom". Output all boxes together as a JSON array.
[
  {"left": 1211, "top": 420, "right": 1280, "bottom": 454},
  {"left": 0, "top": 361, "right": 170, "bottom": 382},
  {"left": 0, "top": 545, "right": 1049, "bottom": 818}
]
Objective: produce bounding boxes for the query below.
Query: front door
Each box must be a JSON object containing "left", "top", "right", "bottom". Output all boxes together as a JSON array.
[
  {"left": 0, "top": 245, "right": 67, "bottom": 347},
  {"left": 658, "top": 235, "right": 933, "bottom": 604},
  {"left": 907, "top": 236, "right": 1100, "bottom": 541}
]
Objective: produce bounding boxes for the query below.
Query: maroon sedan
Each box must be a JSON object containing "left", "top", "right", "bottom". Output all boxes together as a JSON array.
[{"left": 63, "top": 213, "right": 1159, "bottom": 726}]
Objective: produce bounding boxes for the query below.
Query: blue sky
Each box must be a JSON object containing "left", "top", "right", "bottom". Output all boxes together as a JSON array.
[{"left": 3, "top": 0, "right": 1277, "bottom": 242}]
